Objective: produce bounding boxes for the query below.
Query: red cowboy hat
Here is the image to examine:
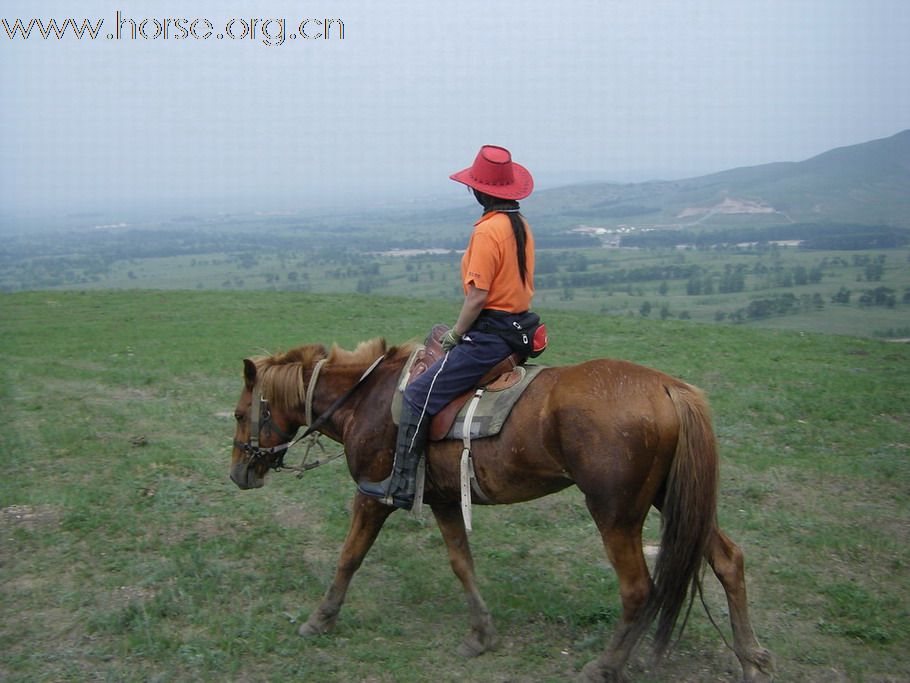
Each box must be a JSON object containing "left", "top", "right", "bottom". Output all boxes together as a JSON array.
[{"left": 449, "top": 145, "right": 534, "bottom": 200}]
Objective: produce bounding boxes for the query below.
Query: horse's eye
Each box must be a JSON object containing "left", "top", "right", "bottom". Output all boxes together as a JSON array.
[{"left": 234, "top": 412, "right": 243, "bottom": 422}]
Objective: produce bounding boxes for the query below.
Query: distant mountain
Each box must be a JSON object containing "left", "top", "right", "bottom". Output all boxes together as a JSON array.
[{"left": 524, "top": 130, "right": 910, "bottom": 231}]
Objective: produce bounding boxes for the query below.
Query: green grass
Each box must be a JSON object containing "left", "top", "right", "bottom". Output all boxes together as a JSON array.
[{"left": 1, "top": 290, "right": 909, "bottom": 682}]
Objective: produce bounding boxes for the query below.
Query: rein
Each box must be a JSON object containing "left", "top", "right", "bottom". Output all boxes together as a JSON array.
[{"left": 234, "top": 352, "right": 388, "bottom": 476}]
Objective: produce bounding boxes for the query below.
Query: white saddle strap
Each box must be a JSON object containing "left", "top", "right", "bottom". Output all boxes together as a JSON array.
[
  {"left": 460, "top": 389, "right": 485, "bottom": 532},
  {"left": 411, "top": 458, "right": 426, "bottom": 517}
]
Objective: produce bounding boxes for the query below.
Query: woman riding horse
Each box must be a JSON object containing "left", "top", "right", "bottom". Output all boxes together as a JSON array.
[
  {"left": 359, "top": 145, "right": 539, "bottom": 509},
  {"left": 229, "top": 149, "right": 774, "bottom": 682}
]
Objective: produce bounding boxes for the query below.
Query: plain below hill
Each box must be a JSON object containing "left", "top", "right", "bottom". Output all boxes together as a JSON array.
[{"left": 523, "top": 129, "right": 910, "bottom": 233}]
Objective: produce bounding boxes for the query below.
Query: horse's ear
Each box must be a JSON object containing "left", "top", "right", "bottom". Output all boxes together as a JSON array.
[{"left": 243, "top": 359, "right": 257, "bottom": 390}]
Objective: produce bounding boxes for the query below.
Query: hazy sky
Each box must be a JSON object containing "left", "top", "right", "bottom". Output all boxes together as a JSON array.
[{"left": 2, "top": 0, "right": 908, "bottom": 218}]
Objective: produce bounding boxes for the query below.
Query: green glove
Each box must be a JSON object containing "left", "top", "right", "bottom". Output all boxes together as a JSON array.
[{"left": 441, "top": 328, "right": 461, "bottom": 352}]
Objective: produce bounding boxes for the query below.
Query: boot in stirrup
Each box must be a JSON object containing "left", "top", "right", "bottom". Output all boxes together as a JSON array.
[{"left": 358, "top": 402, "right": 428, "bottom": 510}]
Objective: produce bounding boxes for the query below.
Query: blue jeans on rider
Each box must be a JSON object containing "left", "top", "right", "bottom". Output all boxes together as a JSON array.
[{"left": 404, "top": 330, "right": 513, "bottom": 416}]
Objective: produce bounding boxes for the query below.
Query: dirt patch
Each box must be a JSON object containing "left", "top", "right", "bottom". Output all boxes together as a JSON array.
[
  {"left": 1, "top": 504, "right": 60, "bottom": 531},
  {"left": 111, "top": 584, "right": 157, "bottom": 606},
  {"left": 274, "top": 503, "right": 337, "bottom": 571},
  {"left": 35, "top": 377, "right": 160, "bottom": 404},
  {"left": 275, "top": 503, "right": 319, "bottom": 530}
]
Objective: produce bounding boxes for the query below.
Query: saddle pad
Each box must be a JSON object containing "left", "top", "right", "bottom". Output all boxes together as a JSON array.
[{"left": 445, "top": 364, "right": 545, "bottom": 440}]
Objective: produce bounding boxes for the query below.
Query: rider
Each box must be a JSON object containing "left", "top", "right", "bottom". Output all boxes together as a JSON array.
[{"left": 359, "top": 145, "right": 536, "bottom": 509}]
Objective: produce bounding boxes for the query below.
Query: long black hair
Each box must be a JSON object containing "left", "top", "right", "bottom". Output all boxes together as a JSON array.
[{"left": 473, "top": 189, "right": 529, "bottom": 285}]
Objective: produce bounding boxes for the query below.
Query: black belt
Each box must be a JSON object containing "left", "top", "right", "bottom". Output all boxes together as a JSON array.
[{"left": 478, "top": 308, "right": 527, "bottom": 319}]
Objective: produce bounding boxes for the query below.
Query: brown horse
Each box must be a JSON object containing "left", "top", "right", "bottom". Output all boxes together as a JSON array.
[{"left": 229, "top": 338, "right": 774, "bottom": 682}]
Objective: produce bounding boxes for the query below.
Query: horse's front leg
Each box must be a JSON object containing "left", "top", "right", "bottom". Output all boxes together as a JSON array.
[
  {"left": 430, "top": 502, "right": 499, "bottom": 657},
  {"left": 300, "top": 492, "right": 395, "bottom": 637}
]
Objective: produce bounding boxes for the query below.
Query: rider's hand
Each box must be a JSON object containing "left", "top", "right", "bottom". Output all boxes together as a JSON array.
[{"left": 441, "top": 328, "right": 462, "bottom": 352}]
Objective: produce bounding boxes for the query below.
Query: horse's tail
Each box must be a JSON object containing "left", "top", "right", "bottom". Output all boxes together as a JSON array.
[{"left": 646, "top": 382, "right": 719, "bottom": 656}]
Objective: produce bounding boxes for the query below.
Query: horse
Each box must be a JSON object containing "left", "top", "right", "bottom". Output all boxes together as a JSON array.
[{"left": 229, "top": 337, "right": 774, "bottom": 682}]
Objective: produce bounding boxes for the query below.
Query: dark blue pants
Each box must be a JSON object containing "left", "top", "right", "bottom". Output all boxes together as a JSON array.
[{"left": 404, "top": 330, "right": 513, "bottom": 416}]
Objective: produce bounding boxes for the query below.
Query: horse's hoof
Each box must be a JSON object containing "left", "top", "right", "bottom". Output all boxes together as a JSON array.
[
  {"left": 742, "top": 647, "right": 775, "bottom": 682},
  {"left": 578, "top": 660, "right": 626, "bottom": 683},
  {"left": 298, "top": 622, "right": 321, "bottom": 637},
  {"left": 298, "top": 616, "right": 333, "bottom": 637},
  {"left": 456, "top": 632, "right": 498, "bottom": 658}
]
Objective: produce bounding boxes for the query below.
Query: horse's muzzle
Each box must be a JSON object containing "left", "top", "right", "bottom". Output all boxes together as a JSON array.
[{"left": 230, "top": 461, "right": 264, "bottom": 490}]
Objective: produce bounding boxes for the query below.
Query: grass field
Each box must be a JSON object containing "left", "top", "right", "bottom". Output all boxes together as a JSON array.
[{"left": 1, "top": 290, "right": 908, "bottom": 682}]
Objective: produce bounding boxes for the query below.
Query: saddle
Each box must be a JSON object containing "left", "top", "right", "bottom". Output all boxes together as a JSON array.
[
  {"left": 395, "top": 324, "right": 528, "bottom": 441},
  {"left": 394, "top": 325, "right": 546, "bottom": 530}
]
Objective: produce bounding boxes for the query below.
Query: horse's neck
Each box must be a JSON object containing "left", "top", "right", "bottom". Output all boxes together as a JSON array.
[
  {"left": 310, "top": 362, "right": 397, "bottom": 445},
  {"left": 306, "top": 363, "right": 371, "bottom": 439}
]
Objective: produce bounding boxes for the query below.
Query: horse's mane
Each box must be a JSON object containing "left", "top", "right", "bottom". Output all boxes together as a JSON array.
[
  {"left": 328, "top": 337, "right": 389, "bottom": 365},
  {"left": 327, "top": 337, "right": 420, "bottom": 366},
  {"left": 251, "top": 345, "right": 326, "bottom": 413},
  {"left": 251, "top": 338, "right": 416, "bottom": 412}
]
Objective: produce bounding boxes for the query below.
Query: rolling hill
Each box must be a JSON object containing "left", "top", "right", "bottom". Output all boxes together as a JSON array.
[{"left": 523, "top": 129, "right": 910, "bottom": 232}]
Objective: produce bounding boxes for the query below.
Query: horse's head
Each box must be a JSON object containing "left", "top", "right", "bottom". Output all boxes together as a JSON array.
[
  {"left": 229, "top": 341, "right": 391, "bottom": 488},
  {"left": 229, "top": 357, "right": 303, "bottom": 490}
]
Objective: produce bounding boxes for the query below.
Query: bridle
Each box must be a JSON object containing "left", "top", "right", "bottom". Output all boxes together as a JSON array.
[
  {"left": 233, "top": 352, "right": 388, "bottom": 475},
  {"left": 232, "top": 387, "right": 301, "bottom": 470}
]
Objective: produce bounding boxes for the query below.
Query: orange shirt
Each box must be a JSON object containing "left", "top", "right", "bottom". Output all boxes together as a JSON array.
[{"left": 461, "top": 211, "right": 535, "bottom": 313}]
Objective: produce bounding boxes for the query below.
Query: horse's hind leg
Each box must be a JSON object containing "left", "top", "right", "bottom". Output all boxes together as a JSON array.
[
  {"left": 299, "top": 492, "right": 395, "bottom": 637},
  {"left": 430, "top": 502, "right": 498, "bottom": 657},
  {"left": 707, "top": 527, "right": 774, "bottom": 682},
  {"left": 580, "top": 499, "right": 652, "bottom": 683}
]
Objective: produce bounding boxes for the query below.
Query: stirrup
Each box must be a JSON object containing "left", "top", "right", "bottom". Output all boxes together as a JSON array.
[
  {"left": 358, "top": 478, "right": 414, "bottom": 510},
  {"left": 357, "top": 477, "right": 389, "bottom": 499}
]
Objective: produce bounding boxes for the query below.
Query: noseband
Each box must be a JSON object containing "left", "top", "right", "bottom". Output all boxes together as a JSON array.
[{"left": 233, "top": 353, "right": 387, "bottom": 474}]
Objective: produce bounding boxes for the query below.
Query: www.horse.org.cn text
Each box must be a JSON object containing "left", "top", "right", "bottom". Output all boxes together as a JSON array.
[{"left": 2, "top": 12, "right": 345, "bottom": 47}]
